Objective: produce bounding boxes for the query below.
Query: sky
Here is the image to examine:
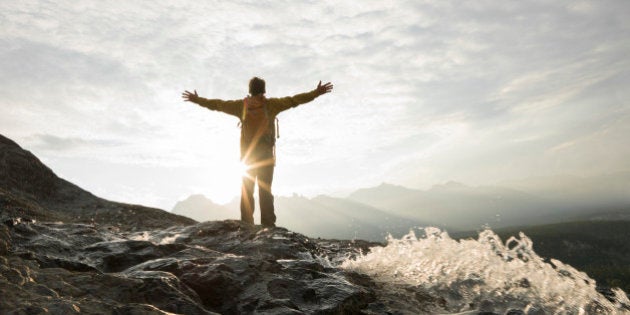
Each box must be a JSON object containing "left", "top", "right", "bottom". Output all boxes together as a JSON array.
[{"left": 1, "top": 1, "right": 629, "bottom": 210}]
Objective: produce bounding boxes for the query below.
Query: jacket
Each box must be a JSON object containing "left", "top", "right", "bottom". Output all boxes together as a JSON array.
[{"left": 195, "top": 90, "right": 320, "bottom": 161}]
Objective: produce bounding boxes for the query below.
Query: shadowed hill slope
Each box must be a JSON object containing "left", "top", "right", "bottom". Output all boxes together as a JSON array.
[{"left": 0, "top": 134, "right": 195, "bottom": 230}]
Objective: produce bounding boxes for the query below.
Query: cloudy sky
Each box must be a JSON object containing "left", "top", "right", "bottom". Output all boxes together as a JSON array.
[{"left": 1, "top": 1, "right": 629, "bottom": 210}]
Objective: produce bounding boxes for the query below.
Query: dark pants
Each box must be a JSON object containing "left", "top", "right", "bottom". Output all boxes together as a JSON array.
[{"left": 240, "top": 146, "right": 276, "bottom": 226}]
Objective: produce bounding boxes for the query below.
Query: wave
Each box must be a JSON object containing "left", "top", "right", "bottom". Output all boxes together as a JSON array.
[{"left": 342, "top": 227, "right": 630, "bottom": 314}]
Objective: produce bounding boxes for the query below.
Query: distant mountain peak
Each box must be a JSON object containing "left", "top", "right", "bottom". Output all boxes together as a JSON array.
[
  {"left": 430, "top": 181, "right": 469, "bottom": 191},
  {"left": 367, "top": 182, "right": 415, "bottom": 192},
  {"left": 181, "top": 194, "right": 217, "bottom": 204},
  {"left": 378, "top": 182, "right": 400, "bottom": 188}
]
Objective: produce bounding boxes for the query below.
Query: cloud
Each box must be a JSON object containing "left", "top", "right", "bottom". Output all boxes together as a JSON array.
[
  {"left": 0, "top": 40, "right": 152, "bottom": 124},
  {"left": 26, "top": 134, "right": 126, "bottom": 152},
  {"left": 1, "top": 0, "right": 630, "bottom": 208}
]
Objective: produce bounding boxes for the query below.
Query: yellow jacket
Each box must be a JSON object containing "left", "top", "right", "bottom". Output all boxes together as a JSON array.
[
  {"left": 194, "top": 90, "right": 320, "bottom": 120},
  {"left": 194, "top": 89, "right": 321, "bottom": 162}
]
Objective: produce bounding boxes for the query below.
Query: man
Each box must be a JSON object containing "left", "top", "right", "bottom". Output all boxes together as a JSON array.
[{"left": 182, "top": 77, "right": 333, "bottom": 227}]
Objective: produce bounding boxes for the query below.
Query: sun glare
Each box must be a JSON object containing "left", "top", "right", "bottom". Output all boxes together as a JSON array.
[
  {"left": 198, "top": 159, "right": 248, "bottom": 204},
  {"left": 237, "top": 160, "right": 250, "bottom": 178}
]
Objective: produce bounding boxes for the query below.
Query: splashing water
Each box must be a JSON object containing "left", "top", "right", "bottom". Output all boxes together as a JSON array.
[{"left": 341, "top": 227, "right": 630, "bottom": 314}]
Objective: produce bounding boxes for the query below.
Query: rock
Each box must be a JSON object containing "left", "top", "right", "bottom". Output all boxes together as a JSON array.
[
  {"left": 0, "top": 252, "right": 217, "bottom": 315},
  {"left": 1, "top": 217, "right": 379, "bottom": 314},
  {"left": 0, "top": 223, "right": 10, "bottom": 255}
]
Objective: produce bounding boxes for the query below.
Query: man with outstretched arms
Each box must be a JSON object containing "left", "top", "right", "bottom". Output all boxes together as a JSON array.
[{"left": 182, "top": 77, "right": 333, "bottom": 227}]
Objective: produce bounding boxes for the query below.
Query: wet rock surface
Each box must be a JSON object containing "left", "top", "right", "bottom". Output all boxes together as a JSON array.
[{"left": 0, "top": 218, "right": 400, "bottom": 314}]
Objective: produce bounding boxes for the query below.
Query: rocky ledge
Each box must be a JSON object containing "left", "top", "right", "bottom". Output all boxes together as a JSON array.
[{"left": 1, "top": 217, "right": 390, "bottom": 314}]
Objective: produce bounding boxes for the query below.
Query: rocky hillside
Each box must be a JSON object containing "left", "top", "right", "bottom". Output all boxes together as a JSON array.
[{"left": 0, "top": 134, "right": 195, "bottom": 230}]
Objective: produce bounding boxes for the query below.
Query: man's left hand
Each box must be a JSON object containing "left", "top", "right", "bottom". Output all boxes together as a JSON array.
[{"left": 316, "top": 81, "right": 333, "bottom": 95}]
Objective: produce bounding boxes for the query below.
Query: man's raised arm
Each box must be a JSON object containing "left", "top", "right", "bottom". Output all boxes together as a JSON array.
[
  {"left": 182, "top": 89, "right": 242, "bottom": 118},
  {"left": 269, "top": 81, "right": 333, "bottom": 115}
]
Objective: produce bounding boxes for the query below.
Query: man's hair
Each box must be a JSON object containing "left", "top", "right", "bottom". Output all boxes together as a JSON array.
[{"left": 249, "top": 77, "right": 266, "bottom": 95}]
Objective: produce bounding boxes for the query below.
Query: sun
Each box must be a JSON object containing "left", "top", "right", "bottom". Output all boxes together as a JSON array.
[
  {"left": 199, "top": 159, "right": 248, "bottom": 204},
  {"left": 235, "top": 160, "right": 250, "bottom": 178}
]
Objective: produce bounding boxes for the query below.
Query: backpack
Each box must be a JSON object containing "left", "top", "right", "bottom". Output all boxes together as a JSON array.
[{"left": 240, "top": 96, "right": 279, "bottom": 151}]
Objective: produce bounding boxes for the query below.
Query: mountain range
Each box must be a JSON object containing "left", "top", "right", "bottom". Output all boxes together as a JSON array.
[
  {"left": 173, "top": 176, "right": 630, "bottom": 240},
  {"left": 173, "top": 193, "right": 428, "bottom": 241}
]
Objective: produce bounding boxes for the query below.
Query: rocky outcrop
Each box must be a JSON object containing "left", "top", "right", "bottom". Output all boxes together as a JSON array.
[
  {"left": 0, "top": 134, "right": 195, "bottom": 230},
  {"left": 1, "top": 218, "right": 386, "bottom": 314}
]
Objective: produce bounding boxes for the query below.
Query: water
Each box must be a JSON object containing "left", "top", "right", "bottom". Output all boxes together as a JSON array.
[{"left": 341, "top": 227, "right": 630, "bottom": 314}]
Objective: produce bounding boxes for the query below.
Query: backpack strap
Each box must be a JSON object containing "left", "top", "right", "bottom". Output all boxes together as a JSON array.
[{"left": 241, "top": 97, "right": 248, "bottom": 123}]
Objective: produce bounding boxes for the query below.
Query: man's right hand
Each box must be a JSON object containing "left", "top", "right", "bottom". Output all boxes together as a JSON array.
[{"left": 182, "top": 90, "right": 199, "bottom": 103}]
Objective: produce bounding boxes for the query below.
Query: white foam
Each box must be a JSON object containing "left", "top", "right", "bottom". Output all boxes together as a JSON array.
[{"left": 342, "top": 227, "right": 629, "bottom": 314}]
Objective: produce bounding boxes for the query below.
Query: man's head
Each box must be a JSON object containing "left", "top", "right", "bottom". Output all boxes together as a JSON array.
[{"left": 249, "top": 77, "right": 266, "bottom": 96}]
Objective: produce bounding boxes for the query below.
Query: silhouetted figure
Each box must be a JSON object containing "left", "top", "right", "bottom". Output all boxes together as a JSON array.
[{"left": 182, "top": 77, "right": 333, "bottom": 227}]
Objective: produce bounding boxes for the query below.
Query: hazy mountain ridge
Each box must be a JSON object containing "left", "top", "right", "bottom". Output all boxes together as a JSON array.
[
  {"left": 174, "top": 175, "right": 630, "bottom": 238},
  {"left": 351, "top": 182, "right": 557, "bottom": 230},
  {"left": 348, "top": 180, "right": 630, "bottom": 230},
  {"left": 172, "top": 194, "right": 233, "bottom": 221},
  {"left": 173, "top": 193, "right": 428, "bottom": 241}
]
